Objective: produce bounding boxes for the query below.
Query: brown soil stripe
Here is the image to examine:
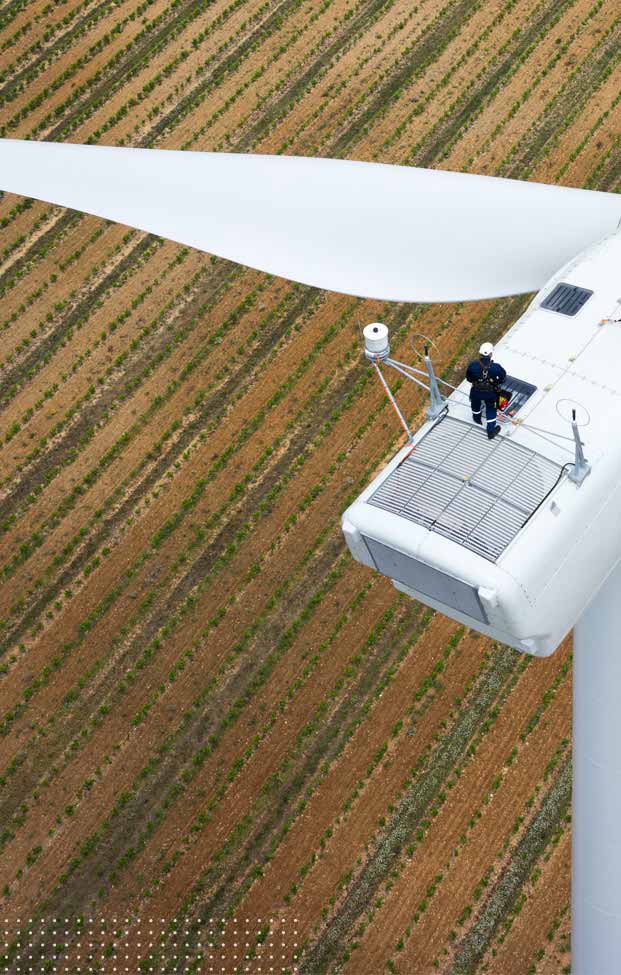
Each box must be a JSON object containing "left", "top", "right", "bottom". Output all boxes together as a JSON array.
[
  {"left": 0, "top": 318, "right": 416, "bottom": 868},
  {"left": 0, "top": 0, "right": 294, "bottom": 286},
  {"left": 537, "top": 899, "right": 571, "bottom": 975},
  {"left": 417, "top": 0, "right": 580, "bottom": 164},
  {"left": 1, "top": 0, "right": 205, "bottom": 137},
  {"left": 401, "top": 698, "right": 572, "bottom": 973},
  {"left": 0, "top": 278, "right": 316, "bottom": 617},
  {"left": 447, "top": 757, "right": 571, "bottom": 974},
  {"left": 483, "top": 830, "right": 571, "bottom": 975},
  {"left": 235, "top": 629, "right": 485, "bottom": 922},
  {"left": 91, "top": 614, "right": 472, "bottom": 973},
  {"left": 365, "top": 0, "right": 540, "bottom": 160},
  {"left": 0, "top": 0, "right": 133, "bottom": 103},
  {"left": 454, "top": 0, "right": 616, "bottom": 175},
  {"left": 295, "top": 645, "right": 521, "bottom": 973},
  {"left": 0, "top": 292, "right": 365, "bottom": 722},
  {"left": 2, "top": 296, "right": 532, "bottom": 952},
  {"left": 0, "top": 304, "right": 412, "bottom": 776},
  {"left": 0, "top": 1, "right": 29, "bottom": 35},
  {"left": 500, "top": 12, "right": 621, "bottom": 178},
  {"left": 340, "top": 646, "right": 571, "bottom": 973}
]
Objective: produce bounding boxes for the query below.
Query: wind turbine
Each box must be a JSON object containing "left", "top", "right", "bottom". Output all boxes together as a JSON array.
[{"left": 2, "top": 138, "right": 621, "bottom": 975}]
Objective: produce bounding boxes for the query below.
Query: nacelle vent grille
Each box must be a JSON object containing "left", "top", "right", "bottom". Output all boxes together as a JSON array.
[
  {"left": 368, "top": 417, "right": 561, "bottom": 562},
  {"left": 540, "top": 282, "right": 593, "bottom": 316},
  {"left": 362, "top": 535, "right": 488, "bottom": 624}
]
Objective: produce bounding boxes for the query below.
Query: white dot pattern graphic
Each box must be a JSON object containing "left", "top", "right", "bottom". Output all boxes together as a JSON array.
[{"left": 0, "top": 918, "right": 299, "bottom": 973}]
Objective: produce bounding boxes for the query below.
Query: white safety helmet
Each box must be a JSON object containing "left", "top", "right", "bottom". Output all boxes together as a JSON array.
[{"left": 479, "top": 342, "right": 494, "bottom": 358}]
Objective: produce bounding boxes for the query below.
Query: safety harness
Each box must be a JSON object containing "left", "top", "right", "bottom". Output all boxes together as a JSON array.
[{"left": 473, "top": 362, "right": 499, "bottom": 395}]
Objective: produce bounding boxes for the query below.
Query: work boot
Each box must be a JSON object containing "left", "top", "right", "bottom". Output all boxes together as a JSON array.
[
  {"left": 487, "top": 424, "right": 501, "bottom": 440},
  {"left": 472, "top": 414, "right": 482, "bottom": 425}
]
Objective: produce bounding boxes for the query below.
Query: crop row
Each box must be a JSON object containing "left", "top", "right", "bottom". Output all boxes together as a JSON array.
[
  {"left": 3, "top": 572, "right": 411, "bottom": 968},
  {"left": 0, "top": 0, "right": 504, "bottom": 728},
  {"left": 0, "top": 0, "right": 556, "bottom": 510},
  {"left": 0, "top": 308, "right": 448, "bottom": 928},
  {"left": 462, "top": 0, "right": 609, "bottom": 172},
  {"left": 447, "top": 757, "right": 572, "bottom": 975},
  {"left": 0, "top": 0, "right": 181, "bottom": 135},
  {"left": 325, "top": 655, "right": 535, "bottom": 969},
  {"left": 0, "top": 282, "right": 504, "bottom": 764},
  {"left": 0, "top": 0, "right": 101, "bottom": 83},
  {"left": 500, "top": 10, "right": 621, "bottom": 179},
  {"left": 0, "top": 0, "right": 416, "bottom": 454},
  {"left": 341, "top": 654, "right": 571, "bottom": 974},
  {"left": 289, "top": 643, "right": 521, "bottom": 973},
  {"left": 527, "top": 901, "right": 570, "bottom": 975},
  {"left": 85, "top": 0, "right": 316, "bottom": 145},
  {"left": 0, "top": 292, "right": 544, "bottom": 916},
  {"left": 0, "top": 296, "right": 360, "bottom": 747},
  {"left": 0, "top": 235, "right": 170, "bottom": 425},
  {"left": 0, "top": 0, "right": 560, "bottom": 376},
  {"left": 0, "top": 0, "right": 129, "bottom": 106},
  {"left": 0, "top": 261, "right": 262, "bottom": 553},
  {"left": 88, "top": 304, "right": 544, "bottom": 944},
  {"left": 0, "top": 1, "right": 32, "bottom": 36},
  {"left": 407, "top": 0, "right": 607, "bottom": 170},
  {"left": 430, "top": 740, "right": 570, "bottom": 971},
  {"left": 0, "top": 284, "right": 349, "bottom": 675},
  {"left": 0, "top": 304, "right": 402, "bottom": 856},
  {"left": 2, "top": 428, "right": 414, "bottom": 932}
]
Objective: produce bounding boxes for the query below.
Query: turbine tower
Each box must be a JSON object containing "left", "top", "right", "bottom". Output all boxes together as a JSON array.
[{"left": 2, "top": 138, "right": 621, "bottom": 974}]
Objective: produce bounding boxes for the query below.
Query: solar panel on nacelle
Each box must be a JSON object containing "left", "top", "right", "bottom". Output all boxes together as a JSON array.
[{"left": 369, "top": 417, "right": 561, "bottom": 562}]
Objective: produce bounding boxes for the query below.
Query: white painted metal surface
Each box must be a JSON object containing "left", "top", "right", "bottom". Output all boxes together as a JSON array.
[
  {"left": 343, "top": 229, "right": 621, "bottom": 656},
  {"left": 573, "top": 562, "right": 621, "bottom": 975},
  {"left": 1, "top": 138, "right": 621, "bottom": 302}
]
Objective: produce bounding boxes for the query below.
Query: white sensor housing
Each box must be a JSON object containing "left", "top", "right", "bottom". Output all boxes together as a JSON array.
[{"left": 363, "top": 322, "right": 390, "bottom": 360}]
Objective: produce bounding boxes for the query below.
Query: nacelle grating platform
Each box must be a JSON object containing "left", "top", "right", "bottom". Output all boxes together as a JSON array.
[{"left": 369, "top": 417, "right": 562, "bottom": 562}]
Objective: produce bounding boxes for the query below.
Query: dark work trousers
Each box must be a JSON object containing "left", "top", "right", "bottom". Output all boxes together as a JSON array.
[{"left": 470, "top": 389, "right": 498, "bottom": 439}]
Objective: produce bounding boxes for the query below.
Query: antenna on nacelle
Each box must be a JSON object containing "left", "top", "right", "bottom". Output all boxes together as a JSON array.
[
  {"left": 363, "top": 323, "right": 447, "bottom": 439},
  {"left": 569, "top": 408, "right": 591, "bottom": 485},
  {"left": 422, "top": 345, "right": 447, "bottom": 420},
  {"left": 556, "top": 399, "right": 592, "bottom": 485}
]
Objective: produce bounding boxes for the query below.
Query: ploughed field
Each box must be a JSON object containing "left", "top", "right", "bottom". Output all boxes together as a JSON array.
[{"left": 1, "top": 0, "right": 619, "bottom": 971}]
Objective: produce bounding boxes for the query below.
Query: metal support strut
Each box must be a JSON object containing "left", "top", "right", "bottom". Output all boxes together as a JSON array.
[
  {"left": 363, "top": 323, "right": 445, "bottom": 439},
  {"left": 372, "top": 360, "right": 414, "bottom": 443}
]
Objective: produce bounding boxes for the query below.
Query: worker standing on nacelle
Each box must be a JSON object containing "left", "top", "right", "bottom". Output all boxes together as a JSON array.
[{"left": 466, "top": 342, "right": 507, "bottom": 440}]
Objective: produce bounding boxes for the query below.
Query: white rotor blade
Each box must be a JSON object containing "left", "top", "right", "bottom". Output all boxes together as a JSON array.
[{"left": 1, "top": 139, "right": 620, "bottom": 302}]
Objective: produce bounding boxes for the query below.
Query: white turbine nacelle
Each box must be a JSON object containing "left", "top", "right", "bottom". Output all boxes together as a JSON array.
[{"left": 343, "top": 229, "right": 621, "bottom": 658}]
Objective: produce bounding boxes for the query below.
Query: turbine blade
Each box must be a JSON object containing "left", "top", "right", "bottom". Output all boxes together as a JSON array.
[{"left": 1, "top": 139, "right": 619, "bottom": 302}]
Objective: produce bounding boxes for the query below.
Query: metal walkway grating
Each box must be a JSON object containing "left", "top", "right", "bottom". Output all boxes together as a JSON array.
[{"left": 369, "top": 417, "right": 561, "bottom": 562}]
